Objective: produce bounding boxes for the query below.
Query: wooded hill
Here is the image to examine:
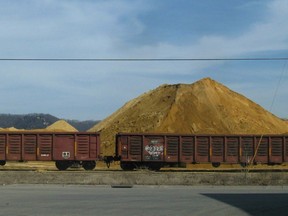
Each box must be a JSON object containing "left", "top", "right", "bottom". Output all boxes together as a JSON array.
[{"left": 0, "top": 113, "right": 99, "bottom": 131}]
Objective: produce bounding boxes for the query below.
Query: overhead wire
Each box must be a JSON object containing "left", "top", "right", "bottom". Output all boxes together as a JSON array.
[{"left": 0, "top": 57, "right": 288, "bottom": 61}]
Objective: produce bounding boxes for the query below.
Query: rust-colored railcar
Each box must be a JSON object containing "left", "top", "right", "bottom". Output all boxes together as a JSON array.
[
  {"left": 115, "top": 133, "right": 288, "bottom": 171},
  {"left": 0, "top": 132, "right": 100, "bottom": 170}
]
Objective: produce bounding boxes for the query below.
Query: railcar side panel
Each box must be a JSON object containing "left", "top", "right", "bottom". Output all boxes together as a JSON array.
[
  {"left": 37, "top": 134, "right": 53, "bottom": 161},
  {"left": 0, "top": 132, "right": 100, "bottom": 163},
  {"left": 225, "top": 136, "right": 239, "bottom": 163},
  {"left": 254, "top": 136, "right": 269, "bottom": 163},
  {"left": 285, "top": 137, "right": 288, "bottom": 162},
  {"left": 75, "top": 134, "right": 89, "bottom": 160},
  {"left": 118, "top": 135, "right": 128, "bottom": 160},
  {"left": 165, "top": 136, "right": 179, "bottom": 162},
  {"left": 22, "top": 134, "right": 37, "bottom": 161},
  {"left": 115, "top": 133, "right": 288, "bottom": 170},
  {"left": 7, "top": 134, "right": 21, "bottom": 161},
  {"left": 79, "top": 134, "right": 99, "bottom": 160},
  {"left": 179, "top": 136, "right": 194, "bottom": 163},
  {"left": 270, "top": 136, "right": 283, "bottom": 163},
  {"left": 0, "top": 134, "right": 6, "bottom": 161},
  {"left": 195, "top": 136, "right": 209, "bottom": 163},
  {"left": 210, "top": 136, "right": 224, "bottom": 163},
  {"left": 129, "top": 135, "right": 142, "bottom": 161},
  {"left": 116, "top": 135, "right": 142, "bottom": 161},
  {"left": 89, "top": 134, "right": 99, "bottom": 159},
  {"left": 240, "top": 136, "right": 254, "bottom": 163}
]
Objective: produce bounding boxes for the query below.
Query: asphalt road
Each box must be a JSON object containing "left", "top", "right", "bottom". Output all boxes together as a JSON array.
[{"left": 0, "top": 185, "right": 288, "bottom": 216}]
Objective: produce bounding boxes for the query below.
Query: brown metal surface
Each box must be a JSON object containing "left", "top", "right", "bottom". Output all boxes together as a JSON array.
[
  {"left": 0, "top": 132, "right": 100, "bottom": 162},
  {"left": 116, "top": 133, "right": 288, "bottom": 165}
]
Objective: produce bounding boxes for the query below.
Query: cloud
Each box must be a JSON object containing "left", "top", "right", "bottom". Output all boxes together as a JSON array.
[
  {"left": 0, "top": 0, "right": 148, "bottom": 57},
  {"left": 0, "top": 0, "right": 287, "bottom": 119},
  {"left": 104, "top": 0, "right": 288, "bottom": 76},
  {"left": 1, "top": 0, "right": 287, "bottom": 64},
  {"left": 132, "top": 0, "right": 288, "bottom": 59}
]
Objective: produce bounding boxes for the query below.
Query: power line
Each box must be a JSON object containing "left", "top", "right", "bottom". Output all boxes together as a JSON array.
[
  {"left": 249, "top": 60, "right": 288, "bottom": 166},
  {"left": 0, "top": 57, "right": 288, "bottom": 61}
]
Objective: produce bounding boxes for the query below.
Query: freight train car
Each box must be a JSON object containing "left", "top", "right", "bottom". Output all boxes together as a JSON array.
[
  {"left": 115, "top": 133, "right": 288, "bottom": 171},
  {"left": 0, "top": 132, "right": 100, "bottom": 170}
]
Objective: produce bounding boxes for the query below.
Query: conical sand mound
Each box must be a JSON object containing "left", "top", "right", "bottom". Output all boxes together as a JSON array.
[
  {"left": 89, "top": 77, "right": 288, "bottom": 155},
  {"left": 157, "top": 78, "right": 288, "bottom": 134},
  {"left": 45, "top": 120, "right": 78, "bottom": 132}
]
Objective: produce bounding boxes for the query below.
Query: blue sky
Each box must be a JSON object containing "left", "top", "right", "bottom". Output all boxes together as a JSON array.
[{"left": 0, "top": 0, "right": 287, "bottom": 120}]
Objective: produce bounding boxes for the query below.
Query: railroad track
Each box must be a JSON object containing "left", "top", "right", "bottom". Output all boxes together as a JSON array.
[
  {"left": 1, "top": 167, "right": 288, "bottom": 173},
  {"left": 2, "top": 161, "right": 288, "bottom": 172}
]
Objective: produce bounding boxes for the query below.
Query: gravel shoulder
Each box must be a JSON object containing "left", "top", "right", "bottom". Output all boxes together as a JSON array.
[
  {"left": 1, "top": 161, "right": 288, "bottom": 185},
  {"left": 0, "top": 170, "right": 288, "bottom": 186}
]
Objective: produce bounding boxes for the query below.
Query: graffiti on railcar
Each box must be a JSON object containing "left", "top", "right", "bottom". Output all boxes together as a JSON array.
[{"left": 144, "top": 138, "right": 164, "bottom": 160}]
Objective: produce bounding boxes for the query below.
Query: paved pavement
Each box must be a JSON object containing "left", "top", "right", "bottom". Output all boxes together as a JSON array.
[{"left": 0, "top": 185, "right": 288, "bottom": 216}]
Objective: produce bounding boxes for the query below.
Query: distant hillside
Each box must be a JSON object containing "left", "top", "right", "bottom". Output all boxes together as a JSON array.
[{"left": 0, "top": 113, "right": 99, "bottom": 131}]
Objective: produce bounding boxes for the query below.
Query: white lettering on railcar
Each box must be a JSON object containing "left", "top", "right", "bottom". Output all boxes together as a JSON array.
[
  {"left": 150, "top": 140, "right": 159, "bottom": 145},
  {"left": 145, "top": 145, "right": 163, "bottom": 156}
]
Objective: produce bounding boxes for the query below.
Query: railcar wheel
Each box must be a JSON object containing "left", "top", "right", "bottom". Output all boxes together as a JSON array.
[
  {"left": 212, "top": 162, "right": 221, "bottom": 168},
  {"left": 55, "top": 161, "right": 70, "bottom": 171},
  {"left": 0, "top": 161, "right": 6, "bottom": 166},
  {"left": 148, "top": 163, "right": 162, "bottom": 171},
  {"left": 82, "top": 161, "right": 96, "bottom": 170},
  {"left": 120, "top": 162, "right": 135, "bottom": 171}
]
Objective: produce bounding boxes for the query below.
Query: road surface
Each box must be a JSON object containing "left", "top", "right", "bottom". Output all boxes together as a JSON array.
[{"left": 0, "top": 185, "right": 287, "bottom": 216}]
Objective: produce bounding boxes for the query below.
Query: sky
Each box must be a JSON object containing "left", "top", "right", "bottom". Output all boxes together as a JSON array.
[{"left": 0, "top": 0, "right": 288, "bottom": 120}]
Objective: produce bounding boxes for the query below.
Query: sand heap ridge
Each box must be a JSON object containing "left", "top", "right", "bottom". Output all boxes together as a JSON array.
[
  {"left": 0, "top": 120, "right": 78, "bottom": 132},
  {"left": 89, "top": 77, "right": 288, "bottom": 155},
  {"left": 45, "top": 120, "right": 78, "bottom": 132}
]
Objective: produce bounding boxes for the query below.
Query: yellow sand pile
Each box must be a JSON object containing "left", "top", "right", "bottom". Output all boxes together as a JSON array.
[
  {"left": 0, "top": 127, "right": 24, "bottom": 131},
  {"left": 0, "top": 120, "right": 78, "bottom": 132},
  {"left": 89, "top": 77, "right": 288, "bottom": 155},
  {"left": 45, "top": 120, "right": 78, "bottom": 132}
]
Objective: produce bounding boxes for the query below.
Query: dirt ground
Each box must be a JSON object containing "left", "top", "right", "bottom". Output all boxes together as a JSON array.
[{"left": 1, "top": 162, "right": 288, "bottom": 186}]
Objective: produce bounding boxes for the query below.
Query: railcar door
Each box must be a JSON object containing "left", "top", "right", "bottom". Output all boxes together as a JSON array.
[
  {"left": 143, "top": 136, "right": 164, "bottom": 162},
  {"left": 53, "top": 134, "right": 75, "bottom": 161}
]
